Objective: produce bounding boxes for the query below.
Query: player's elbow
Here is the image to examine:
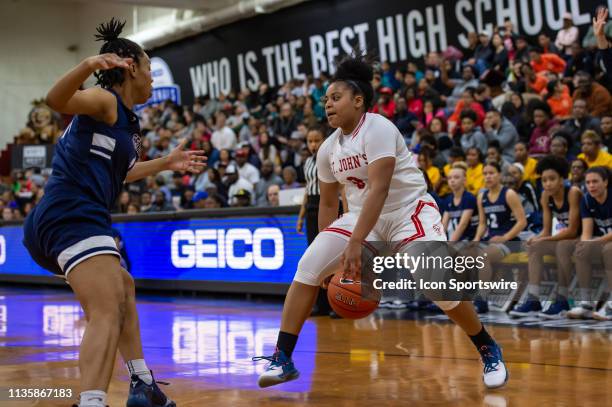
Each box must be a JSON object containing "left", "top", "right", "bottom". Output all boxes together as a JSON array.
[{"left": 45, "top": 93, "right": 63, "bottom": 113}]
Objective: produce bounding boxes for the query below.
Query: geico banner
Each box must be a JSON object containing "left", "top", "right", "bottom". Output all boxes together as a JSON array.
[
  {"left": 150, "top": 0, "right": 607, "bottom": 102},
  {"left": 0, "top": 215, "right": 307, "bottom": 283}
]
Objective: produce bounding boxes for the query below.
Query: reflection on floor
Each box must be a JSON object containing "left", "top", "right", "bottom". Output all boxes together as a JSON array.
[{"left": 0, "top": 287, "right": 610, "bottom": 406}]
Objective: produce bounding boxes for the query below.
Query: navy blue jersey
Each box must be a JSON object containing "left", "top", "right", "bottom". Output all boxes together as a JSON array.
[
  {"left": 23, "top": 90, "right": 140, "bottom": 276},
  {"left": 580, "top": 191, "right": 612, "bottom": 237},
  {"left": 444, "top": 191, "right": 478, "bottom": 240},
  {"left": 548, "top": 185, "right": 571, "bottom": 232},
  {"left": 45, "top": 90, "right": 140, "bottom": 209},
  {"left": 482, "top": 186, "right": 516, "bottom": 239}
]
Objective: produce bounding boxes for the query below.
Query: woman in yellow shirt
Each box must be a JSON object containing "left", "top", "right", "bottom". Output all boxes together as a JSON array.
[
  {"left": 418, "top": 145, "right": 442, "bottom": 194},
  {"left": 466, "top": 147, "right": 485, "bottom": 194},
  {"left": 577, "top": 130, "right": 612, "bottom": 168}
]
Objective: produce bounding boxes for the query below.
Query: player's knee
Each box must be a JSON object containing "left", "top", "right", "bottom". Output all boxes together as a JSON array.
[
  {"left": 435, "top": 300, "right": 460, "bottom": 311},
  {"left": 121, "top": 269, "right": 136, "bottom": 299},
  {"left": 294, "top": 265, "right": 322, "bottom": 286}
]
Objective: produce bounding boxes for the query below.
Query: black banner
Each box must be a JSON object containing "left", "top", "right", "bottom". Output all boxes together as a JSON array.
[{"left": 150, "top": 0, "right": 607, "bottom": 104}]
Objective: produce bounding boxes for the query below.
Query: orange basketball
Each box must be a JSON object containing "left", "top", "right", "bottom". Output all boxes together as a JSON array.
[{"left": 327, "top": 274, "right": 380, "bottom": 319}]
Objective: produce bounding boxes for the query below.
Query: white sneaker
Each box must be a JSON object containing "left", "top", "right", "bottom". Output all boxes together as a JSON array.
[
  {"left": 566, "top": 303, "right": 595, "bottom": 319},
  {"left": 593, "top": 303, "right": 612, "bottom": 321},
  {"left": 480, "top": 344, "right": 509, "bottom": 389}
]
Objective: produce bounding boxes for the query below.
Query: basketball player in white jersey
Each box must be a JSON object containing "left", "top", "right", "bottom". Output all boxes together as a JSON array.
[{"left": 253, "top": 53, "right": 509, "bottom": 389}]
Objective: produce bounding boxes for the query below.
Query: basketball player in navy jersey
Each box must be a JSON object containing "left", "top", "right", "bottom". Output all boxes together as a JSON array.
[
  {"left": 441, "top": 163, "right": 479, "bottom": 241},
  {"left": 23, "top": 19, "right": 206, "bottom": 407},
  {"left": 510, "top": 156, "right": 582, "bottom": 319},
  {"left": 567, "top": 167, "right": 612, "bottom": 321},
  {"left": 473, "top": 161, "right": 527, "bottom": 313}
]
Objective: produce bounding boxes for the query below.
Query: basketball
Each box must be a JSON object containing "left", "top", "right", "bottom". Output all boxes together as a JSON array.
[{"left": 327, "top": 273, "right": 380, "bottom": 319}]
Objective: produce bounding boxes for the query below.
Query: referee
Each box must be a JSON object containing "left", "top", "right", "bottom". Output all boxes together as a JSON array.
[{"left": 297, "top": 125, "right": 338, "bottom": 316}]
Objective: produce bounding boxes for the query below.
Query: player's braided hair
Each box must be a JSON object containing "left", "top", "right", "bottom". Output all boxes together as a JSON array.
[
  {"left": 330, "top": 49, "right": 376, "bottom": 109},
  {"left": 93, "top": 18, "right": 143, "bottom": 89}
]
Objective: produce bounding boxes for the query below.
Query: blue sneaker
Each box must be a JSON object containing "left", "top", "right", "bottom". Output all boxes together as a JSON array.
[
  {"left": 538, "top": 298, "right": 570, "bottom": 319},
  {"left": 126, "top": 371, "right": 175, "bottom": 407},
  {"left": 253, "top": 349, "right": 300, "bottom": 388},
  {"left": 473, "top": 298, "right": 489, "bottom": 314},
  {"left": 509, "top": 298, "right": 542, "bottom": 317},
  {"left": 479, "top": 343, "right": 509, "bottom": 389}
]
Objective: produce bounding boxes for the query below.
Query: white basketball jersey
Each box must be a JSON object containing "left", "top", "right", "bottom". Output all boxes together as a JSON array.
[{"left": 317, "top": 113, "right": 427, "bottom": 214}]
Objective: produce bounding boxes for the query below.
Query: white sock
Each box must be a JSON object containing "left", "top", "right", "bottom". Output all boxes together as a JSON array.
[
  {"left": 527, "top": 284, "right": 539, "bottom": 298},
  {"left": 127, "top": 359, "right": 153, "bottom": 385},
  {"left": 79, "top": 390, "right": 106, "bottom": 407}
]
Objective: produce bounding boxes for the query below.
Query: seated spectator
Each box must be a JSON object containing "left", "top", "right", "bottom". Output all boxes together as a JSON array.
[
  {"left": 491, "top": 33, "right": 509, "bottom": 72},
  {"left": 146, "top": 191, "right": 175, "bottom": 212},
  {"left": 443, "top": 65, "right": 479, "bottom": 109},
  {"left": 602, "top": 114, "right": 612, "bottom": 151},
  {"left": 505, "top": 162, "right": 542, "bottom": 236},
  {"left": 418, "top": 146, "right": 442, "bottom": 194},
  {"left": 232, "top": 188, "right": 252, "bottom": 208},
  {"left": 140, "top": 191, "right": 152, "bottom": 212},
  {"left": 393, "top": 97, "right": 419, "bottom": 138},
  {"left": 272, "top": 102, "right": 299, "bottom": 144},
  {"left": 554, "top": 13, "right": 578, "bottom": 57},
  {"left": 521, "top": 64, "right": 548, "bottom": 94},
  {"left": 255, "top": 160, "right": 283, "bottom": 206},
  {"left": 514, "top": 141, "right": 538, "bottom": 185},
  {"left": 572, "top": 72, "right": 612, "bottom": 118},
  {"left": 550, "top": 132, "right": 572, "bottom": 162},
  {"left": 545, "top": 80, "right": 572, "bottom": 119},
  {"left": 570, "top": 158, "right": 588, "bottom": 192},
  {"left": 486, "top": 140, "right": 511, "bottom": 173},
  {"left": 458, "top": 109, "right": 487, "bottom": 155},
  {"left": 465, "top": 147, "right": 485, "bottom": 195},
  {"left": 281, "top": 166, "right": 301, "bottom": 190},
  {"left": 225, "top": 164, "right": 254, "bottom": 205},
  {"left": 562, "top": 99, "right": 601, "bottom": 152},
  {"left": 192, "top": 191, "right": 208, "bottom": 209},
  {"left": 448, "top": 88, "right": 485, "bottom": 132},
  {"left": 211, "top": 111, "right": 237, "bottom": 150},
  {"left": 529, "top": 47, "right": 566, "bottom": 75},
  {"left": 265, "top": 184, "right": 280, "bottom": 207},
  {"left": 200, "top": 140, "right": 219, "bottom": 169},
  {"left": 514, "top": 35, "right": 531, "bottom": 63},
  {"left": 577, "top": 130, "right": 612, "bottom": 168},
  {"left": 203, "top": 193, "right": 225, "bottom": 208},
  {"left": 235, "top": 148, "right": 260, "bottom": 186},
  {"left": 372, "top": 87, "right": 396, "bottom": 119},
  {"left": 529, "top": 102, "right": 559, "bottom": 157},
  {"left": 565, "top": 42, "right": 595, "bottom": 77},
  {"left": 484, "top": 109, "right": 519, "bottom": 163},
  {"left": 428, "top": 117, "right": 453, "bottom": 162},
  {"left": 258, "top": 130, "right": 280, "bottom": 165},
  {"left": 539, "top": 33, "right": 561, "bottom": 55}
]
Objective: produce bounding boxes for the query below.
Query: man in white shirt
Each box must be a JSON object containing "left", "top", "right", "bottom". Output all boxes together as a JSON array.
[
  {"left": 555, "top": 13, "right": 579, "bottom": 57},
  {"left": 211, "top": 111, "right": 237, "bottom": 151},
  {"left": 235, "top": 148, "right": 260, "bottom": 186},
  {"left": 225, "top": 164, "right": 255, "bottom": 205}
]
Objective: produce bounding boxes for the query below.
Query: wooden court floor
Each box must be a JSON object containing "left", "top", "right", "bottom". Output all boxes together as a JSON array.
[{"left": 0, "top": 287, "right": 610, "bottom": 407}]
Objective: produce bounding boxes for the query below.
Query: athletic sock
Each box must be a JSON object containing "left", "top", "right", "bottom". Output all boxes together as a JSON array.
[
  {"left": 79, "top": 390, "right": 106, "bottom": 407},
  {"left": 126, "top": 359, "right": 153, "bottom": 385},
  {"left": 469, "top": 326, "right": 496, "bottom": 351},
  {"left": 277, "top": 331, "right": 298, "bottom": 358},
  {"left": 527, "top": 284, "right": 540, "bottom": 297}
]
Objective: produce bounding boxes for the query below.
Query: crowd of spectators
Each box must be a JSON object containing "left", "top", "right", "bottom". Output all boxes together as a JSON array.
[{"left": 1, "top": 11, "right": 611, "bottom": 228}]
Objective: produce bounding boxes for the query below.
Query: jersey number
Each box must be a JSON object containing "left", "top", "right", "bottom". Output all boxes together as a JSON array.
[
  {"left": 347, "top": 177, "right": 366, "bottom": 189},
  {"left": 488, "top": 213, "right": 499, "bottom": 229}
]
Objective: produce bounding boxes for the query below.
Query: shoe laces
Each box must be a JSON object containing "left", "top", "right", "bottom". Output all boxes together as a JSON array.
[
  {"left": 252, "top": 350, "right": 288, "bottom": 366},
  {"left": 480, "top": 345, "right": 500, "bottom": 374}
]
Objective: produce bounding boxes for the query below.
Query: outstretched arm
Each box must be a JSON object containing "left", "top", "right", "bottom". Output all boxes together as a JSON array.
[{"left": 125, "top": 139, "right": 206, "bottom": 183}]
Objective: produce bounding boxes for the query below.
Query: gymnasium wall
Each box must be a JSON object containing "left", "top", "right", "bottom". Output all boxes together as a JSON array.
[{"left": 0, "top": 1, "right": 175, "bottom": 149}]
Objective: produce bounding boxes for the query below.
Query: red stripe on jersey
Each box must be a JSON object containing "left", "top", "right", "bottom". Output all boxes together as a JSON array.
[
  {"left": 393, "top": 200, "right": 438, "bottom": 252},
  {"left": 322, "top": 227, "right": 378, "bottom": 256},
  {"left": 351, "top": 114, "right": 367, "bottom": 139}
]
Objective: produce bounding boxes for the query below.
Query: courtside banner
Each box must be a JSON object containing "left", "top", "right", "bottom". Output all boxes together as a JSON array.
[
  {"left": 0, "top": 214, "right": 307, "bottom": 284},
  {"left": 150, "top": 0, "right": 604, "bottom": 101}
]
